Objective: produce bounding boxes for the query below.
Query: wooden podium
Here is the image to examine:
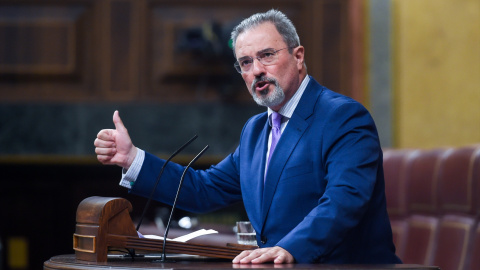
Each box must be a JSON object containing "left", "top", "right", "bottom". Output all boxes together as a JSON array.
[
  {"left": 44, "top": 196, "right": 441, "bottom": 270},
  {"left": 72, "top": 196, "right": 253, "bottom": 262}
]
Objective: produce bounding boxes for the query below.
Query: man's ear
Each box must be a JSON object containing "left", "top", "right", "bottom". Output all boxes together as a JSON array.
[{"left": 294, "top": 46, "right": 305, "bottom": 69}]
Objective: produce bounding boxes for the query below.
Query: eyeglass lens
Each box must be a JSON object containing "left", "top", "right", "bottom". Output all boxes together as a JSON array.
[{"left": 234, "top": 48, "right": 288, "bottom": 73}]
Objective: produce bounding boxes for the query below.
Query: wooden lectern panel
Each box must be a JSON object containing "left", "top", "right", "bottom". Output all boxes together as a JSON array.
[
  {"left": 73, "top": 196, "right": 253, "bottom": 262},
  {"left": 74, "top": 196, "right": 139, "bottom": 262}
]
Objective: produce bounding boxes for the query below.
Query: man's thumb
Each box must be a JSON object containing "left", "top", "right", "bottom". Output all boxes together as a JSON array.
[{"left": 113, "top": 110, "right": 127, "bottom": 132}]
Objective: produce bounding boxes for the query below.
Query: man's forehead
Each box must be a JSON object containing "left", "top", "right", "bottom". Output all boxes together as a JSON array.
[
  {"left": 237, "top": 22, "right": 279, "bottom": 41},
  {"left": 235, "top": 23, "right": 284, "bottom": 56}
]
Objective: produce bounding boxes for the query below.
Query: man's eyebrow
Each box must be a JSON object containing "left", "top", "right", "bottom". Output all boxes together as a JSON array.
[
  {"left": 238, "top": 55, "right": 252, "bottom": 61},
  {"left": 237, "top": 48, "right": 275, "bottom": 60},
  {"left": 257, "top": 48, "right": 275, "bottom": 54}
]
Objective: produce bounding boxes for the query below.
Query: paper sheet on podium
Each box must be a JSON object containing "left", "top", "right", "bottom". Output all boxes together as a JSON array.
[{"left": 138, "top": 229, "right": 218, "bottom": 242}]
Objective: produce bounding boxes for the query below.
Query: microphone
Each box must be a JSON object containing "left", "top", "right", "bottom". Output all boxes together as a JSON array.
[
  {"left": 136, "top": 134, "right": 198, "bottom": 231},
  {"left": 160, "top": 145, "right": 209, "bottom": 262}
]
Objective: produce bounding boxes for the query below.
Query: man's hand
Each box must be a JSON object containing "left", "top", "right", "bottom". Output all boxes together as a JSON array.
[
  {"left": 94, "top": 110, "right": 137, "bottom": 169},
  {"left": 232, "top": 246, "right": 294, "bottom": 264}
]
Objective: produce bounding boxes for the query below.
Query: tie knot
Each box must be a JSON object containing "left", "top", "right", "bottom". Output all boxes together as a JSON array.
[{"left": 271, "top": 112, "right": 282, "bottom": 129}]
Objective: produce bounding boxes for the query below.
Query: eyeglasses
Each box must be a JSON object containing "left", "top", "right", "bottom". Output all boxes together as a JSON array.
[{"left": 234, "top": 47, "right": 290, "bottom": 74}]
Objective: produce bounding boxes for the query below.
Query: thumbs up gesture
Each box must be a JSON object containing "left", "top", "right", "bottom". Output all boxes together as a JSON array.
[{"left": 94, "top": 110, "right": 137, "bottom": 169}]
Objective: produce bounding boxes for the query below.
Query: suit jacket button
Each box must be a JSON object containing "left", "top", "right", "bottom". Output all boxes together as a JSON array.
[{"left": 261, "top": 236, "right": 267, "bottom": 244}]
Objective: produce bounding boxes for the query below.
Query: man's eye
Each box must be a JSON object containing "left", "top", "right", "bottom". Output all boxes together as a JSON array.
[
  {"left": 260, "top": 52, "right": 275, "bottom": 59},
  {"left": 240, "top": 59, "right": 253, "bottom": 66}
]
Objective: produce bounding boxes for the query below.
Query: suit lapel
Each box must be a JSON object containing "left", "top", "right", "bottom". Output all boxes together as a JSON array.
[
  {"left": 241, "top": 114, "right": 270, "bottom": 230},
  {"left": 260, "top": 79, "right": 322, "bottom": 231}
]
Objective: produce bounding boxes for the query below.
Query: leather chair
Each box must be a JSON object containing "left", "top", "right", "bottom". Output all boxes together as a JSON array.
[
  {"left": 432, "top": 215, "right": 475, "bottom": 270},
  {"left": 402, "top": 215, "right": 439, "bottom": 265},
  {"left": 381, "top": 145, "right": 480, "bottom": 269},
  {"left": 406, "top": 149, "right": 446, "bottom": 214},
  {"left": 466, "top": 147, "right": 480, "bottom": 270},
  {"left": 437, "top": 147, "right": 478, "bottom": 215},
  {"left": 431, "top": 146, "right": 480, "bottom": 270},
  {"left": 402, "top": 149, "right": 446, "bottom": 265},
  {"left": 383, "top": 149, "right": 417, "bottom": 258},
  {"left": 468, "top": 223, "right": 480, "bottom": 270}
]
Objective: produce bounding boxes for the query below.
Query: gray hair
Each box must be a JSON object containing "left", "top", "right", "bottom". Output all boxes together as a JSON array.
[{"left": 230, "top": 9, "right": 301, "bottom": 57}]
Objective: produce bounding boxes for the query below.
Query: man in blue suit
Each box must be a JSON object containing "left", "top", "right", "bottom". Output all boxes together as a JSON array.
[{"left": 95, "top": 9, "right": 401, "bottom": 264}]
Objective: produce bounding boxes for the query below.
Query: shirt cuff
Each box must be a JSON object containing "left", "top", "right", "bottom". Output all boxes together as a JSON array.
[{"left": 119, "top": 148, "right": 145, "bottom": 189}]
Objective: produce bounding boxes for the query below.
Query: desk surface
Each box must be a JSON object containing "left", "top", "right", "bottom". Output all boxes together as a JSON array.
[{"left": 44, "top": 254, "right": 440, "bottom": 270}]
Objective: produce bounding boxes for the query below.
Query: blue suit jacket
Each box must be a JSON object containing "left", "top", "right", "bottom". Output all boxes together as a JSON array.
[{"left": 131, "top": 77, "right": 401, "bottom": 264}]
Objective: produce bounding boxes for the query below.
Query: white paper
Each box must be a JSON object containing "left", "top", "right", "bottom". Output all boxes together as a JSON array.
[{"left": 140, "top": 229, "right": 218, "bottom": 243}]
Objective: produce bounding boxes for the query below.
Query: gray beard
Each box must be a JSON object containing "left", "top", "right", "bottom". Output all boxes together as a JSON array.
[{"left": 250, "top": 77, "right": 285, "bottom": 108}]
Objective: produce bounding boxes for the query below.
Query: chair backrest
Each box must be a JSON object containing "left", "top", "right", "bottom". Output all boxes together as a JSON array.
[
  {"left": 401, "top": 149, "right": 446, "bottom": 265},
  {"left": 384, "top": 149, "right": 414, "bottom": 218},
  {"left": 383, "top": 145, "right": 480, "bottom": 270},
  {"left": 437, "top": 147, "right": 479, "bottom": 215},
  {"left": 402, "top": 215, "right": 439, "bottom": 265},
  {"left": 406, "top": 149, "right": 446, "bottom": 215},
  {"left": 468, "top": 223, "right": 480, "bottom": 270},
  {"left": 384, "top": 149, "right": 417, "bottom": 258},
  {"left": 432, "top": 215, "right": 476, "bottom": 270},
  {"left": 431, "top": 146, "right": 480, "bottom": 270}
]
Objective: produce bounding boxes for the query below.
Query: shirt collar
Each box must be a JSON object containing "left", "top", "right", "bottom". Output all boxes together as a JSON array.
[{"left": 268, "top": 75, "right": 310, "bottom": 125}]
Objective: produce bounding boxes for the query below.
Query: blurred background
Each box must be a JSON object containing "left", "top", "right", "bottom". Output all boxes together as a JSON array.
[{"left": 0, "top": 0, "right": 478, "bottom": 269}]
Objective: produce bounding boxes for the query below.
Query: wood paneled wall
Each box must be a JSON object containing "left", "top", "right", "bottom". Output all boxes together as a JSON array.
[
  {"left": 0, "top": 2, "right": 365, "bottom": 269},
  {"left": 0, "top": 0, "right": 364, "bottom": 103}
]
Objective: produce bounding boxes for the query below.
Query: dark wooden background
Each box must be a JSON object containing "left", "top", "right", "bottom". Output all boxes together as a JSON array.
[
  {"left": 0, "top": 0, "right": 363, "bottom": 103},
  {"left": 0, "top": 0, "right": 364, "bottom": 269}
]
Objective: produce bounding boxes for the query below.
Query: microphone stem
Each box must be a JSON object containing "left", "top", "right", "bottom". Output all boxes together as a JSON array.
[
  {"left": 136, "top": 135, "right": 198, "bottom": 231},
  {"left": 161, "top": 145, "right": 209, "bottom": 262}
]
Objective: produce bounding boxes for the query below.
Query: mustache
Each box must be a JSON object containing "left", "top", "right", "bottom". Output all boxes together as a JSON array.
[{"left": 250, "top": 76, "right": 278, "bottom": 91}]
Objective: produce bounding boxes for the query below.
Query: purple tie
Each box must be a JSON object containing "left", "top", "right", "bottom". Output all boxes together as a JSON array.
[{"left": 266, "top": 112, "right": 282, "bottom": 169}]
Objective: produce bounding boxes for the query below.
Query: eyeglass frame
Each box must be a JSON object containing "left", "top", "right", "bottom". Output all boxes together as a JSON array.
[{"left": 233, "top": 47, "right": 292, "bottom": 74}]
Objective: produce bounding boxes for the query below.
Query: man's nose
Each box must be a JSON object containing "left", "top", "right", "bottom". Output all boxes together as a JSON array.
[{"left": 251, "top": 58, "right": 266, "bottom": 76}]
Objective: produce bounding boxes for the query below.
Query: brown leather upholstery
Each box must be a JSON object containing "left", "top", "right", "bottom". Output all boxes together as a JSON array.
[
  {"left": 431, "top": 215, "right": 476, "bottom": 270},
  {"left": 433, "top": 147, "right": 480, "bottom": 270},
  {"left": 384, "top": 149, "right": 414, "bottom": 217},
  {"left": 467, "top": 147, "right": 480, "bottom": 270},
  {"left": 384, "top": 149, "right": 417, "bottom": 258},
  {"left": 383, "top": 145, "right": 480, "bottom": 270},
  {"left": 401, "top": 149, "right": 445, "bottom": 265},
  {"left": 406, "top": 149, "right": 446, "bottom": 214},
  {"left": 474, "top": 148, "right": 480, "bottom": 217},
  {"left": 437, "top": 147, "right": 478, "bottom": 215},
  {"left": 402, "top": 215, "right": 439, "bottom": 265},
  {"left": 468, "top": 223, "right": 480, "bottom": 270}
]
